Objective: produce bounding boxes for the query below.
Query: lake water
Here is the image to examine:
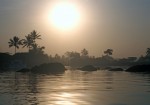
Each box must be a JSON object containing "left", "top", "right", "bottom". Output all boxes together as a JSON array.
[{"left": 0, "top": 70, "right": 150, "bottom": 105}]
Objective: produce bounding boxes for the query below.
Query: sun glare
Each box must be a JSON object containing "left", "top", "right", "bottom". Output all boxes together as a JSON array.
[{"left": 49, "top": 2, "right": 80, "bottom": 30}]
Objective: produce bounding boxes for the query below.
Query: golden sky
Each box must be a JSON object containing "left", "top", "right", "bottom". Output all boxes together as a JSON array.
[{"left": 0, "top": 0, "right": 150, "bottom": 58}]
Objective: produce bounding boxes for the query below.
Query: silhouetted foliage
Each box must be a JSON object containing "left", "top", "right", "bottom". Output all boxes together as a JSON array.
[
  {"left": 65, "top": 51, "right": 80, "bottom": 58},
  {"left": 54, "top": 54, "right": 61, "bottom": 62},
  {"left": 29, "top": 30, "right": 41, "bottom": 43},
  {"left": 136, "top": 48, "right": 150, "bottom": 65},
  {"left": 146, "top": 48, "right": 150, "bottom": 57},
  {"left": 81, "top": 48, "right": 88, "bottom": 56},
  {"left": 6, "top": 30, "right": 50, "bottom": 68},
  {"left": 104, "top": 49, "right": 113, "bottom": 56},
  {"left": 29, "top": 44, "right": 45, "bottom": 55},
  {"left": 8, "top": 36, "right": 22, "bottom": 54},
  {"left": 5, "top": 30, "right": 149, "bottom": 70},
  {"left": 22, "top": 34, "right": 34, "bottom": 51},
  {"left": 64, "top": 51, "right": 81, "bottom": 67},
  {"left": 22, "top": 30, "right": 42, "bottom": 52}
]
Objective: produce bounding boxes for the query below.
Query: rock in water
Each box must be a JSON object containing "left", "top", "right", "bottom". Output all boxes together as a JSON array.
[
  {"left": 79, "top": 65, "right": 97, "bottom": 71},
  {"left": 109, "top": 68, "right": 124, "bottom": 71},
  {"left": 31, "top": 63, "right": 66, "bottom": 74},
  {"left": 17, "top": 68, "right": 30, "bottom": 72},
  {"left": 126, "top": 64, "right": 150, "bottom": 72}
]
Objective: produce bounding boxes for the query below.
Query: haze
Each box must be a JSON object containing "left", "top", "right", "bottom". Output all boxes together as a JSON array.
[{"left": 0, "top": 0, "right": 150, "bottom": 58}]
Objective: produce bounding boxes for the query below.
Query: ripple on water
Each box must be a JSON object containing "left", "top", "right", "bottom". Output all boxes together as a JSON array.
[{"left": 0, "top": 70, "right": 150, "bottom": 105}]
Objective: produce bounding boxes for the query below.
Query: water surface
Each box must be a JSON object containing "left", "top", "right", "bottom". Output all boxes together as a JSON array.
[{"left": 0, "top": 70, "right": 150, "bottom": 105}]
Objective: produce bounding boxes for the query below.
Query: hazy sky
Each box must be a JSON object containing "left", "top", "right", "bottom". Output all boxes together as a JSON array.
[{"left": 0, "top": 0, "right": 150, "bottom": 58}]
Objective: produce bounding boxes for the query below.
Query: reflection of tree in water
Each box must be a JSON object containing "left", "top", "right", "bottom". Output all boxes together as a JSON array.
[
  {"left": 28, "top": 73, "right": 38, "bottom": 93},
  {"left": 11, "top": 72, "right": 39, "bottom": 105},
  {"left": 102, "top": 71, "right": 114, "bottom": 90},
  {"left": 27, "top": 73, "right": 39, "bottom": 104}
]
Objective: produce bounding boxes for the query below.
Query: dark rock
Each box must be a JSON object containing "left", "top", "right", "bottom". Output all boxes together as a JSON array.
[
  {"left": 31, "top": 63, "right": 66, "bottom": 74},
  {"left": 96, "top": 67, "right": 100, "bottom": 70},
  {"left": 108, "top": 68, "right": 124, "bottom": 71},
  {"left": 17, "top": 68, "right": 30, "bottom": 72},
  {"left": 126, "top": 64, "right": 150, "bottom": 72},
  {"left": 100, "top": 66, "right": 112, "bottom": 70},
  {"left": 79, "top": 65, "right": 97, "bottom": 71}
]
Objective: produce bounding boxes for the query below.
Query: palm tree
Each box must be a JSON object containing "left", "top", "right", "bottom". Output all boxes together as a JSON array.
[
  {"left": 8, "top": 36, "right": 22, "bottom": 54},
  {"left": 22, "top": 30, "right": 42, "bottom": 52},
  {"left": 29, "top": 43, "right": 45, "bottom": 54},
  {"left": 29, "top": 30, "right": 41, "bottom": 43},
  {"left": 22, "top": 34, "right": 34, "bottom": 51},
  {"left": 146, "top": 48, "right": 150, "bottom": 57},
  {"left": 104, "top": 49, "right": 113, "bottom": 56}
]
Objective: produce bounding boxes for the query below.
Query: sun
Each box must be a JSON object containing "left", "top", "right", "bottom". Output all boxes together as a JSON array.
[{"left": 49, "top": 2, "right": 80, "bottom": 30}]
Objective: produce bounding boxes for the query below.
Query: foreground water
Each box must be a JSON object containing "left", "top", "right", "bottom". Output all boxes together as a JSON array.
[{"left": 0, "top": 70, "right": 150, "bottom": 105}]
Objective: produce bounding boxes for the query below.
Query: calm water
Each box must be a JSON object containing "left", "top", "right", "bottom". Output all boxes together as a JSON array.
[{"left": 0, "top": 70, "right": 150, "bottom": 105}]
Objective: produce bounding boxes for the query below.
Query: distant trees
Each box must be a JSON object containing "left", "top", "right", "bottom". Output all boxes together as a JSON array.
[
  {"left": 8, "top": 36, "right": 22, "bottom": 54},
  {"left": 65, "top": 51, "right": 80, "bottom": 59},
  {"left": 7, "top": 31, "right": 145, "bottom": 67},
  {"left": 136, "top": 48, "right": 150, "bottom": 65},
  {"left": 81, "top": 48, "right": 88, "bottom": 56},
  {"left": 64, "top": 51, "right": 80, "bottom": 66},
  {"left": 30, "top": 43, "right": 45, "bottom": 54},
  {"left": 104, "top": 49, "right": 113, "bottom": 56},
  {"left": 146, "top": 48, "right": 150, "bottom": 57}
]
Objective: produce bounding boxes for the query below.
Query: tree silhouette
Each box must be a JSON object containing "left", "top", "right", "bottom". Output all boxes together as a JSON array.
[
  {"left": 22, "top": 30, "right": 42, "bottom": 52},
  {"left": 146, "top": 48, "right": 150, "bottom": 57},
  {"left": 29, "top": 30, "right": 41, "bottom": 43},
  {"left": 30, "top": 43, "right": 45, "bottom": 54},
  {"left": 65, "top": 51, "right": 80, "bottom": 59},
  {"left": 8, "top": 36, "right": 22, "bottom": 54},
  {"left": 104, "top": 49, "right": 113, "bottom": 56},
  {"left": 81, "top": 48, "right": 88, "bottom": 56},
  {"left": 22, "top": 34, "right": 34, "bottom": 51}
]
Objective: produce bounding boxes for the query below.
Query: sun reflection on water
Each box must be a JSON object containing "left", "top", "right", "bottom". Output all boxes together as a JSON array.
[
  {"left": 0, "top": 71, "right": 150, "bottom": 105},
  {"left": 36, "top": 71, "right": 91, "bottom": 105},
  {"left": 54, "top": 92, "right": 76, "bottom": 105},
  {"left": 53, "top": 92, "right": 89, "bottom": 105}
]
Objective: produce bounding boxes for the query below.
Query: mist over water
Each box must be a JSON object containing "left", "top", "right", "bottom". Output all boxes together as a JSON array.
[{"left": 0, "top": 70, "right": 150, "bottom": 105}]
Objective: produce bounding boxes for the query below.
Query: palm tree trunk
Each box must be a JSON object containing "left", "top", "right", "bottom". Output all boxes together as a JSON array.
[
  {"left": 15, "top": 47, "right": 16, "bottom": 54},
  {"left": 28, "top": 47, "right": 30, "bottom": 52},
  {"left": 29, "top": 46, "right": 32, "bottom": 52}
]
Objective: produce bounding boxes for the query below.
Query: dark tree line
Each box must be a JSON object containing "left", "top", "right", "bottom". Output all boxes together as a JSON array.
[
  {"left": 6, "top": 30, "right": 48, "bottom": 67},
  {"left": 1, "top": 30, "right": 150, "bottom": 69}
]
